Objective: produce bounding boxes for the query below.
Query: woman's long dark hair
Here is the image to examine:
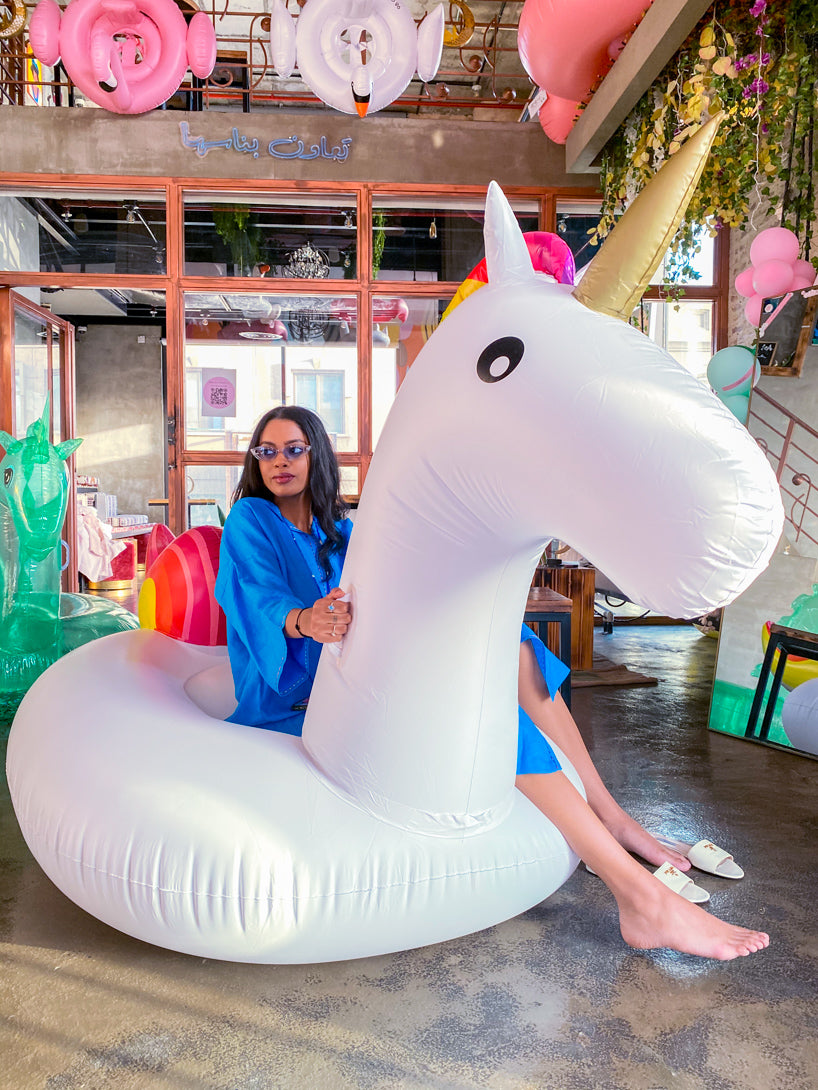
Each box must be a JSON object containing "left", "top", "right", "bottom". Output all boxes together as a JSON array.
[{"left": 232, "top": 405, "right": 349, "bottom": 579}]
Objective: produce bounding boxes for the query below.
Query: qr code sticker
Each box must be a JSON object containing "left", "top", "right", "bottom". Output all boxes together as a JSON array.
[{"left": 209, "top": 386, "right": 230, "bottom": 407}]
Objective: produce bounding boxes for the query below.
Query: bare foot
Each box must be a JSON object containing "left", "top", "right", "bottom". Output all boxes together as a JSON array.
[
  {"left": 618, "top": 882, "right": 769, "bottom": 960},
  {"left": 595, "top": 802, "right": 691, "bottom": 872}
]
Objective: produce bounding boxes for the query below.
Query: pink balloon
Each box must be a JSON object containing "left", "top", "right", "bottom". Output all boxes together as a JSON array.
[
  {"left": 752, "top": 258, "right": 796, "bottom": 299},
  {"left": 734, "top": 266, "right": 755, "bottom": 297},
  {"left": 744, "top": 294, "right": 763, "bottom": 327},
  {"left": 793, "top": 258, "right": 816, "bottom": 285},
  {"left": 187, "top": 11, "right": 218, "bottom": 79},
  {"left": 791, "top": 275, "right": 815, "bottom": 291},
  {"left": 750, "top": 227, "right": 800, "bottom": 267},
  {"left": 536, "top": 93, "right": 581, "bottom": 144},
  {"left": 518, "top": 0, "right": 648, "bottom": 101}
]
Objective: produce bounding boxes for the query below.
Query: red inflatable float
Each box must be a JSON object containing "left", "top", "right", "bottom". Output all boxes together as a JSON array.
[{"left": 138, "top": 525, "right": 227, "bottom": 647}]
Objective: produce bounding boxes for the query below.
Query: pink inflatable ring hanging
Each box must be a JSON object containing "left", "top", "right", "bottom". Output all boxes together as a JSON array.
[{"left": 29, "top": 0, "right": 217, "bottom": 114}]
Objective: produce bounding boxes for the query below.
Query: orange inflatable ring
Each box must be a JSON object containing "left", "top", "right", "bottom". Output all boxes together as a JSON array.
[{"left": 0, "top": 0, "right": 26, "bottom": 38}]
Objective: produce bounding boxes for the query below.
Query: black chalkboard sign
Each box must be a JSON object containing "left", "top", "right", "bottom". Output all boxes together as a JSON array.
[
  {"left": 757, "top": 289, "right": 818, "bottom": 377},
  {"left": 755, "top": 340, "right": 777, "bottom": 368}
]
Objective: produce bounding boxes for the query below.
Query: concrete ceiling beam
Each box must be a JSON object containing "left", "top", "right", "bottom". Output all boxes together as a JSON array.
[{"left": 565, "top": 0, "right": 714, "bottom": 175}]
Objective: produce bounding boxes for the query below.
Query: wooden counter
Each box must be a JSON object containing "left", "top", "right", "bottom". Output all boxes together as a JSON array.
[{"left": 531, "top": 563, "right": 596, "bottom": 671}]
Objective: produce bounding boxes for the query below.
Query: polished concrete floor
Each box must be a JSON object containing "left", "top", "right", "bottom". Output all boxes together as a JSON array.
[{"left": 2, "top": 625, "right": 817, "bottom": 1090}]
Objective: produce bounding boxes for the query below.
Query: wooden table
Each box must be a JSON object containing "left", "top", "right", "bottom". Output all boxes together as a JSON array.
[
  {"left": 524, "top": 586, "right": 573, "bottom": 708},
  {"left": 531, "top": 563, "right": 596, "bottom": 671}
]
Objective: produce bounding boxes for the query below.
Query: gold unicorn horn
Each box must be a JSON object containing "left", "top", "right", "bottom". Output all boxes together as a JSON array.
[{"left": 574, "top": 112, "right": 724, "bottom": 321}]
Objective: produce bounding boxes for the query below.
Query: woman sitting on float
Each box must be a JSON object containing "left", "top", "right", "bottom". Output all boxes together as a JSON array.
[{"left": 215, "top": 404, "right": 769, "bottom": 961}]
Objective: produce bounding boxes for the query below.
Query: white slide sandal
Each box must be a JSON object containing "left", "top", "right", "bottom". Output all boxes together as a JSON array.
[
  {"left": 655, "top": 836, "right": 744, "bottom": 880},
  {"left": 653, "top": 861, "right": 710, "bottom": 903},
  {"left": 585, "top": 860, "right": 711, "bottom": 903}
]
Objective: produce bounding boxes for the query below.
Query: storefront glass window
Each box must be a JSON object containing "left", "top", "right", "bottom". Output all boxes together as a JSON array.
[
  {"left": 371, "top": 294, "right": 451, "bottom": 448},
  {"left": 184, "top": 291, "right": 359, "bottom": 453},
  {"left": 372, "top": 196, "right": 538, "bottom": 284},
  {"left": 183, "top": 192, "right": 357, "bottom": 278},
  {"left": 0, "top": 189, "right": 167, "bottom": 274},
  {"left": 555, "top": 201, "right": 715, "bottom": 285},
  {"left": 14, "top": 310, "right": 50, "bottom": 435},
  {"left": 184, "top": 462, "right": 359, "bottom": 517},
  {"left": 631, "top": 299, "right": 714, "bottom": 380},
  {"left": 184, "top": 465, "right": 241, "bottom": 527}
]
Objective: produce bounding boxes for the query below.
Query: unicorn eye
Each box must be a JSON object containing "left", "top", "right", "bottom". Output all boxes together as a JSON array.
[
  {"left": 3, "top": 468, "right": 11, "bottom": 487},
  {"left": 476, "top": 337, "right": 524, "bottom": 383}
]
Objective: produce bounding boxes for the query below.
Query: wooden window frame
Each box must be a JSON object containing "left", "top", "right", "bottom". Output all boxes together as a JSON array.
[{"left": 10, "top": 175, "right": 738, "bottom": 528}]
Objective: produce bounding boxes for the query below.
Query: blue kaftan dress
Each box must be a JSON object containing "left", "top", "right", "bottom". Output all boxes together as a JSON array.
[{"left": 216, "top": 496, "right": 565, "bottom": 775}]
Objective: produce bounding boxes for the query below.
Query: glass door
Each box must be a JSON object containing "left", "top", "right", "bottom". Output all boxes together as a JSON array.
[{"left": 0, "top": 289, "right": 77, "bottom": 589}]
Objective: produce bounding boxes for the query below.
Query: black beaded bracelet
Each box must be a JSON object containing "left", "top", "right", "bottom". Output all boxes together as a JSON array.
[{"left": 294, "top": 607, "right": 308, "bottom": 637}]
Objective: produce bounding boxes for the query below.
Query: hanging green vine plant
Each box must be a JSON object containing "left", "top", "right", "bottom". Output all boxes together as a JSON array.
[
  {"left": 212, "top": 206, "right": 262, "bottom": 276},
  {"left": 372, "top": 210, "right": 387, "bottom": 278},
  {"left": 593, "top": 0, "right": 818, "bottom": 282}
]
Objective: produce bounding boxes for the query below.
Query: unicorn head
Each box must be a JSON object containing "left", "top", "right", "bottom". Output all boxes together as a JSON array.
[
  {"left": 0, "top": 397, "right": 82, "bottom": 563},
  {"left": 303, "top": 118, "right": 783, "bottom": 832}
]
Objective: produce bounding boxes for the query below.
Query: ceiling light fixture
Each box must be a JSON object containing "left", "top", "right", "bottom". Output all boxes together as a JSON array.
[{"left": 283, "top": 243, "right": 330, "bottom": 279}]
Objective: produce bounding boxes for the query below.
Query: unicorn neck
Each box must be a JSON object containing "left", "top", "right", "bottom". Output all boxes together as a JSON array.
[
  {"left": 14, "top": 545, "right": 61, "bottom": 608},
  {"left": 302, "top": 463, "right": 543, "bottom": 835}
]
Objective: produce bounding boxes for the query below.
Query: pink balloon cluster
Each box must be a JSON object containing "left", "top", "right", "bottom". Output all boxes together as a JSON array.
[{"left": 735, "top": 227, "right": 816, "bottom": 327}]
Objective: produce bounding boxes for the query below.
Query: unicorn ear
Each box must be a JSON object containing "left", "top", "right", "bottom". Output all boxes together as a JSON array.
[
  {"left": 55, "top": 437, "right": 82, "bottom": 461},
  {"left": 484, "top": 180, "right": 536, "bottom": 287},
  {"left": 0, "top": 432, "right": 21, "bottom": 454}
]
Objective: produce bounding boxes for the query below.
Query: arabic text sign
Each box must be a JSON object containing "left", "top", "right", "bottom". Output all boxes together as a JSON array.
[{"left": 180, "top": 123, "right": 353, "bottom": 163}]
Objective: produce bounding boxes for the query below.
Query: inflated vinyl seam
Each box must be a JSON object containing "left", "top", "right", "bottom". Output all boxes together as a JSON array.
[
  {"left": 301, "top": 736, "right": 516, "bottom": 836},
  {"left": 30, "top": 833, "right": 559, "bottom": 902}
]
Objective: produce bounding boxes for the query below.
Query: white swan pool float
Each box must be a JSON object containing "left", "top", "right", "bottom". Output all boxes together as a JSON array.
[
  {"left": 7, "top": 119, "right": 783, "bottom": 962},
  {"left": 271, "top": 0, "right": 445, "bottom": 117}
]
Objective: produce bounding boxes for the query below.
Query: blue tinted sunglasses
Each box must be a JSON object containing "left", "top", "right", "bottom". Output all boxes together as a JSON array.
[{"left": 250, "top": 443, "right": 311, "bottom": 462}]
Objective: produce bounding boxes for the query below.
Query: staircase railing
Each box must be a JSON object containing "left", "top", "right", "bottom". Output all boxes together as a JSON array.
[{"left": 750, "top": 386, "right": 818, "bottom": 553}]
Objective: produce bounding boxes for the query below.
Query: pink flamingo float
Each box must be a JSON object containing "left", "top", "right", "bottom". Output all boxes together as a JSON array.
[{"left": 28, "top": 0, "right": 217, "bottom": 113}]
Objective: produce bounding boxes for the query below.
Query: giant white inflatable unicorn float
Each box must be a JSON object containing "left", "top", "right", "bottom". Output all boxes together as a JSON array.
[{"left": 7, "top": 116, "right": 783, "bottom": 963}]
